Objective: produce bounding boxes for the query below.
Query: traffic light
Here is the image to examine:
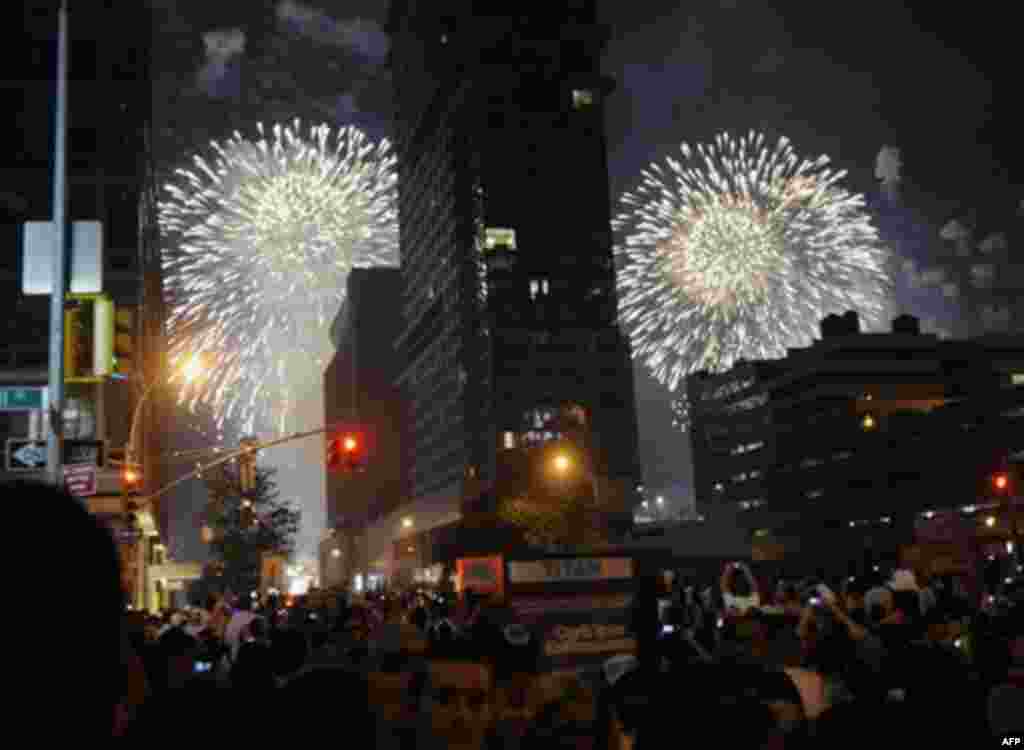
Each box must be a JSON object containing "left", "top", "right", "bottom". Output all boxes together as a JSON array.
[
  {"left": 327, "top": 432, "right": 364, "bottom": 472},
  {"left": 113, "top": 307, "right": 136, "bottom": 378},
  {"left": 993, "top": 473, "right": 1010, "bottom": 493},
  {"left": 239, "top": 437, "right": 259, "bottom": 494},
  {"left": 122, "top": 466, "right": 142, "bottom": 496}
]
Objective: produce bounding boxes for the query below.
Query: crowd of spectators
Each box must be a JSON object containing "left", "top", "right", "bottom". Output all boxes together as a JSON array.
[{"left": 18, "top": 478, "right": 1024, "bottom": 746}]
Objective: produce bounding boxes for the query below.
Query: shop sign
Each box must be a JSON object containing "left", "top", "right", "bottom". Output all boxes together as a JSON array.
[{"left": 507, "top": 557, "right": 632, "bottom": 584}]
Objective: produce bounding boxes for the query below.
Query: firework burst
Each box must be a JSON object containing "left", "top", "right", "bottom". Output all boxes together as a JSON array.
[
  {"left": 614, "top": 131, "right": 891, "bottom": 395},
  {"left": 161, "top": 120, "right": 398, "bottom": 434}
]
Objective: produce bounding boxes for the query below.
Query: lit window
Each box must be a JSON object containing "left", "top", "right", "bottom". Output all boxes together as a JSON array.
[
  {"left": 572, "top": 89, "right": 594, "bottom": 109},
  {"left": 530, "top": 280, "right": 540, "bottom": 300},
  {"left": 542, "top": 279, "right": 550, "bottom": 295},
  {"left": 1013, "top": 373, "right": 1024, "bottom": 385},
  {"left": 485, "top": 228, "right": 517, "bottom": 251},
  {"left": 502, "top": 431, "right": 516, "bottom": 450}
]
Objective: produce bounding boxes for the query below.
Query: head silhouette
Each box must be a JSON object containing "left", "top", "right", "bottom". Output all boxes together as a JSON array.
[{"left": 7, "top": 480, "right": 123, "bottom": 738}]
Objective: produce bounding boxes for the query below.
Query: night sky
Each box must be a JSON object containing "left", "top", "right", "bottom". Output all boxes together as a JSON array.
[{"left": 10, "top": 1, "right": 1021, "bottom": 559}]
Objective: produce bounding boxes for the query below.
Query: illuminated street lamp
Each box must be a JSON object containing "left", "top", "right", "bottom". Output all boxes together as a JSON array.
[
  {"left": 126, "top": 353, "right": 206, "bottom": 490},
  {"left": 861, "top": 414, "right": 876, "bottom": 431},
  {"left": 402, "top": 517, "right": 413, "bottom": 529},
  {"left": 331, "top": 548, "right": 341, "bottom": 558},
  {"left": 553, "top": 454, "right": 571, "bottom": 474}
]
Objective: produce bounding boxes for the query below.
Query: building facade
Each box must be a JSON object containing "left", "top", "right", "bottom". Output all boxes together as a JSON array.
[
  {"left": 322, "top": 268, "right": 407, "bottom": 587},
  {"left": 1, "top": 4, "right": 170, "bottom": 610},
  {"left": 688, "top": 312, "right": 1024, "bottom": 571},
  {"left": 386, "top": 2, "right": 640, "bottom": 571}
]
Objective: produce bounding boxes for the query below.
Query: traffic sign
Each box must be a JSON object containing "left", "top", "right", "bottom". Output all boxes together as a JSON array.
[
  {"left": 63, "top": 463, "right": 97, "bottom": 497},
  {"left": 63, "top": 439, "right": 104, "bottom": 467},
  {"left": 6, "top": 439, "right": 46, "bottom": 471},
  {"left": 0, "top": 388, "right": 44, "bottom": 411}
]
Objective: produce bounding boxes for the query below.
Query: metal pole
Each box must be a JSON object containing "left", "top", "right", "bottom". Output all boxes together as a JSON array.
[{"left": 47, "top": 0, "right": 69, "bottom": 488}]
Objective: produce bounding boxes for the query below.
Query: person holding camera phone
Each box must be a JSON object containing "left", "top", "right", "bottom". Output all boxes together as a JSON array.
[{"left": 720, "top": 561, "right": 761, "bottom": 616}]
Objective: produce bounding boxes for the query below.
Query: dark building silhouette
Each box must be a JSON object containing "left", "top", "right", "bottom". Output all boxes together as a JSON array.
[
  {"left": 385, "top": 2, "right": 640, "bottom": 571},
  {"left": 1, "top": 5, "right": 170, "bottom": 608},
  {"left": 322, "top": 268, "right": 407, "bottom": 587},
  {"left": 688, "top": 313, "right": 1024, "bottom": 573}
]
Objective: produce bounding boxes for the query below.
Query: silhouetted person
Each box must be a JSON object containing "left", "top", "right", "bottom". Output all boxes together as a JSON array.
[{"left": 7, "top": 480, "right": 124, "bottom": 740}]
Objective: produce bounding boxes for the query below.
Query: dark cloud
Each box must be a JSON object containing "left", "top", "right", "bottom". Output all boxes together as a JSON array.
[{"left": 275, "top": 1, "right": 389, "bottom": 61}]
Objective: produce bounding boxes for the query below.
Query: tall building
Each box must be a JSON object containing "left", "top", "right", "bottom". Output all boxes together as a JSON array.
[
  {"left": 688, "top": 312, "right": 1024, "bottom": 571},
  {"left": 1, "top": 5, "right": 173, "bottom": 609},
  {"left": 321, "top": 268, "right": 407, "bottom": 588},
  {"left": 386, "top": 2, "right": 640, "bottom": 571}
]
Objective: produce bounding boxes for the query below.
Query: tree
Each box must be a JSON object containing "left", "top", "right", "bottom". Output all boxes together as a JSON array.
[
  {"left": 499, "top": 491, "right": 607, "bottom": 550},
  {"left": 203, "top": 463, "right": 300, "bottom": 595}
]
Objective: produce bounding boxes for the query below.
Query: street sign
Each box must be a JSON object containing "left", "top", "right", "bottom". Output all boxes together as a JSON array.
[
  {"left": 0, "top": 388, "right": 44, "bottom": 411},
  {"left": 63, "top": 439, "right": 105, "bottom": 467},
  {"left": 5, "top": 439, "right": 47, "bottom": 471},
  {"left": 22, "top": 220, "right": 103, "bottom": 295},
  {"left": 63, "top": 463, "right": 97, "bottom": 497}
]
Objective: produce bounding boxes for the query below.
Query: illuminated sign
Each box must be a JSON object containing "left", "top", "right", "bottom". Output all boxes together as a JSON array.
[{"left": 507, "top": 557, "right": 633, "bottom": 584}]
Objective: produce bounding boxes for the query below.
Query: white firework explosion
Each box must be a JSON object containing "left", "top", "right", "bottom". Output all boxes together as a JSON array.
[
  {"left": 161, "top": 120, "right": 398, "bottom": 434},
  {"left": 614, "top": 131, "right": 892, "bottom": 396}
]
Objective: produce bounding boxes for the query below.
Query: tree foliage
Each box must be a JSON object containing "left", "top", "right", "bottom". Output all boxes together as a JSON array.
[
  {"left": 498, "top": 492, "right": 607, "bottom": 549},
  {"left": 204, "top": 464, "right": 300, "bottom": 595}
]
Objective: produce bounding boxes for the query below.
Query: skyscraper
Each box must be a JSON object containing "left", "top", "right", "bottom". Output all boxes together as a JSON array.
[{"left": 386, "top": 2, "right": 640, "bottom": 565}]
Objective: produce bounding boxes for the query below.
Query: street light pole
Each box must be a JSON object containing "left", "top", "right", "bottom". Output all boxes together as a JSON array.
[
  {"left": 46, "top": 0, "right": 69, "bottom": 488},
  {"left": 125, "top": 354, "right": 202, "bottom": 488}
]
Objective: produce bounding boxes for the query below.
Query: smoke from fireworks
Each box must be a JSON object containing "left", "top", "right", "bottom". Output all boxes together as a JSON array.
[
  {"left": 615, "top": 131, "right": 891, "bottom": 397},
  {"left": 161, "top": 120, "right": 398, "bottom": 434}
]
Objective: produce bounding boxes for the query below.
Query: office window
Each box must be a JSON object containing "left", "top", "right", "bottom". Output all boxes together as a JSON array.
[
  {"left": 572, "top": 89, "right": 594, "bottom": 109},
  {"left": 485, "top": 228, "right": 517, "bottom": 251}
]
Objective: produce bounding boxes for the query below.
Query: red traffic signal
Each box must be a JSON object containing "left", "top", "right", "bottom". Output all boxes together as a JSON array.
[
  {"left": 122, "top": 467, "right": 142, "bottom": 494},
  {"left": 993, "top": 473, "right": 1009, "bottom": 492},
  {"left": 327, "top": 432, "right": 364, "bottom": 472}
]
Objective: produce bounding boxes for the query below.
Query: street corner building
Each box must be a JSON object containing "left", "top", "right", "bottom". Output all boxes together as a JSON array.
[{"left": 0, "top": 4, "right": 193, "bottom": 611}]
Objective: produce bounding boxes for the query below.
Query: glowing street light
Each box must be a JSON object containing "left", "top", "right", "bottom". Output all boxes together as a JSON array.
[
  {"left": 178, "top": 353, "right": 204, "bottom": 385},
  {"left": 657, "top": 496, "right": 665, "bottom": 506},
  {"left": 861, "top": 413, "right": 876, "bottom": 431},
  {"left": 553, "top": 454, "right": 572, "bottom": 474},
  {"left": 402, "top": 517, "right": 414, "bottom": 529},
  {"left": 126, "top": 353, "right": 207, "bottom": 497},
  {"left": 985, "top": 516, "right": 996, "bottom": 528},
  {"left": 331, "top": 548, "right": 341, "bottom": 558}
]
